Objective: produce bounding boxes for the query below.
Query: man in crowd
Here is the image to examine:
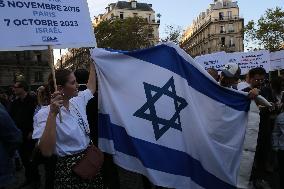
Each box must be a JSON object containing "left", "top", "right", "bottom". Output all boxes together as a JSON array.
[
  {"left": 10, "top": 81, "right": 40, "bottom": 188},
  {"left": 242, "top": 68, "right": 266, "bottom": 93},
  {"left": 240, "top": 67, "right": 273, "bottom": 189},
  {"left": 207, "top": 68, "right": 219, "bottom": 82},
  {"left": 219, "top": 63, "right": 241, "bottom": 89}
]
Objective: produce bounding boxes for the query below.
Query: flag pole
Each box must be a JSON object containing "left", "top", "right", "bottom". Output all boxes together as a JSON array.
[{"left": 48, "top": 45, "right": 63, "bottom": 123}]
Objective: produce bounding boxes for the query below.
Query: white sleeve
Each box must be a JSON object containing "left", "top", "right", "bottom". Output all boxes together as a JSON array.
[
  {"left": 71, "top": 89, "right": 94, "bottom": 108},
  {"left": 32, "top": 111, "right": 48, "bottom": 140}
]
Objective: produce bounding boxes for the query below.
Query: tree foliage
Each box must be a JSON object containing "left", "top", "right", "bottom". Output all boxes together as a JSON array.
[
  {"left": 161, "top": 25, "right": 183, "bottom": 45},
  {"left": 59, "top": 48, "right": 91, "bottom": 70},
  {"left": 244, "top": 7, "right": 284, "bottom": 51},
  {"left": 94, "top": 17, "right": 154, "bottom": 50}
]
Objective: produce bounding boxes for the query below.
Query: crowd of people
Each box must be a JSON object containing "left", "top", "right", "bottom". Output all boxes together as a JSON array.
[
  {"left": 208, "top": 64, "right": 284, "bottom": 189},
  {"left": 0, "top": 60, "right": 283, "bottom": 189}
]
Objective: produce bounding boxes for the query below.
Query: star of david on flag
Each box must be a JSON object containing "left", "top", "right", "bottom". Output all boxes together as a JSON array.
[
  {"left": 134, "top": 77, "right": 188, "bottom": 140},
  {"left": 92, "top": 43, "right": 251, "bottom": 189}
]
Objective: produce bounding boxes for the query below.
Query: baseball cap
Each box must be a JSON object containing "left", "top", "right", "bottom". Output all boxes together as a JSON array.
[{"left": 222, "top": 63, "right": 241, "bottom": 78}]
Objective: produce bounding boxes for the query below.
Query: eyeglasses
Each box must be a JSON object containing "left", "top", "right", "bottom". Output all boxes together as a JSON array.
[{"left": 253, "top": 79, "right": 264, "bottom": 83}]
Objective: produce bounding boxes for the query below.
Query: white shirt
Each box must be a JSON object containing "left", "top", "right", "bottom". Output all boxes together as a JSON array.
[
  {"left": 32, "top": 89, "right": 93, "bottom": 157},
  {"left": 33, "top": 105, "right": 49, "bottom": 139},
  {"left": 237, "top": 81, "right": 249, "bottom": 91}
]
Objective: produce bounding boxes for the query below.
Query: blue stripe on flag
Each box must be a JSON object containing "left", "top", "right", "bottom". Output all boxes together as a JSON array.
[
  {"left": 117, "top": 45, "right": 250, "bottom": 112},
  {"left": 99, "top": 113, "right": 236, "bottom": 189}
]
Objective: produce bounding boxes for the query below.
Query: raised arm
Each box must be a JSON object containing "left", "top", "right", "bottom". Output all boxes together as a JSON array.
[{"left": 87, "top": 62, "right": 97, "bottom": 94}]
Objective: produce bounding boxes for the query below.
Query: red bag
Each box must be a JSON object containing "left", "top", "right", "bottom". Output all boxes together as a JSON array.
[{"left": 72, "top": 145, "right": 104, "bottom": 180}]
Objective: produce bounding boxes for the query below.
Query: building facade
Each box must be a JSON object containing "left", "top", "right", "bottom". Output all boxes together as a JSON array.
[
  {"left": 181, "top": 0, "right": 244, "bottom": 57},
  {"left": 94, "top": 0, "right": 160, "bottom": 44},
  {"left": 0, "top": 50, "right": 51, "bottom": 90},
  {"left": 55, "top": 48, "right": 91, "bottom": 70}
]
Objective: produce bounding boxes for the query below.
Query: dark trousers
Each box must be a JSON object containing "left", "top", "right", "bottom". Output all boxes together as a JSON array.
[
  {"left": 278, "top": 150, "right": 284, "bottom": 189},
  {"left": 251, "top": 114, "right": 273, "bottom": 181},
  {"left": 101, "top": 154, "right": 120, "bottom": 189},
  {"left": 43, "top": 155, "right": 57, "bottom": 189},
  {"left": 19, "top": 140, "right": 40, "bottom": 183}
]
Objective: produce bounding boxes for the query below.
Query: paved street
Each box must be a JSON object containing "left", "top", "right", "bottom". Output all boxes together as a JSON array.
[{"left": 6, "top": 164, "right": 281, "bottom": 189}]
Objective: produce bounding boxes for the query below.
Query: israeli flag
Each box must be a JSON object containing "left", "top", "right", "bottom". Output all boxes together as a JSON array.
[{"left": 91, "top": 43, "right": 250, "bottom": 189}]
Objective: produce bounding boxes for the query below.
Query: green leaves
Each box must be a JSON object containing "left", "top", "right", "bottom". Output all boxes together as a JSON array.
[
  {"left": 244, "top": 7, "right": 284, "bottom": 52},
  {"left": 161, "top": 25, "right": 182, "bottom": 45},
  {"left": 94, "top": 17, "right": 155, "bottom": 51}
]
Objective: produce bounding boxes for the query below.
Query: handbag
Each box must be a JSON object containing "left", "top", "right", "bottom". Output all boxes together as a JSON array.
[
  {"left": 72, "top": 144, "right": 104, "bottom": 180},
  {"left": 71, "top": 104, "right": 104, "bottom": 180}
]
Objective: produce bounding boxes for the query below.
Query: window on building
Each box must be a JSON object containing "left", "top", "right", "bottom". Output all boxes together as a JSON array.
[
  {"left": 148, "top": 14, "right": 151, "bottom": 22},
  {"left": 221, "top": 37, "right": 226, "bottom": 46},
  {"left": 219, "top": 12, "right": 224, "bottom": 20},
  {"left": 229, "top": 38, "right": 235, "bottom": 47},
  {"left": 120, "top": 12, "right": 124, "bottom": 19},
  {"left": 37, "top": 54, "right": 42, "bottom": 63},
  {"left": 228, "top": 11, "right": 232, "bottom": 19},
  {"left": 131, "top": 1, "right": 137, "bottom": 9},
  {"left": 223, "top": 1, "right": 227, "bottom": 7},
  {"left": 15, "top": 53, "right": 20, "bottom": 64},
  {"left": 228, "top": 24, "right": 234, "bottom": 32},
  {"left": 34, "top": 71, "right": 43, "bottom": 82},
  {"left": 24, "top": 52, "right": 30, "bottom": 60},
  {"left": 220, "top": 25, "right": 225, "bottom": 33},
  {"left": 133, "top": 13, "right": 138, "bottom": 17}
]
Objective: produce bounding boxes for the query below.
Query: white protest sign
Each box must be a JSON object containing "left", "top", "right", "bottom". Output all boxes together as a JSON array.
[
  {"left": 228, "top": 50, "right": 270, "bottom": 74},
  {"left": 0, "top": 0, "right": 96, "bottom": 49},
  {"left": 194, "top": 51, "right": 228, "bottom": 71},
  {"left": 270, "top": 50, "right": 284, "bottom": 71}
]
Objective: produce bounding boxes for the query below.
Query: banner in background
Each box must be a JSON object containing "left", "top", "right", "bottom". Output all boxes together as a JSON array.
[
  {"left": 194, "top": 52, "right": 228, "bottom": 72},
  {"left": 228, "top": 50, "right": 270, "bottom": 74},
  {"left": 195, "top": 50, "right": 280, "bottom": 74},
  {"left": 270, "top": 50, "right": 284, "bottom": 71}
]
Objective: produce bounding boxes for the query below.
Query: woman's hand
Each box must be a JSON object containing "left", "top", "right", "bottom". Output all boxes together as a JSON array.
[{"left": 50, "top": 91, "right": 63, "bottom": 115}]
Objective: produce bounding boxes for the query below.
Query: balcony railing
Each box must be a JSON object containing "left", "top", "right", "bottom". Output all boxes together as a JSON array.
[
  {"left": 212, "top": 15, "right": 241, "bottom": 21},
  {"left": 182, "top": 15, "right": 242, "bottom": 43}
]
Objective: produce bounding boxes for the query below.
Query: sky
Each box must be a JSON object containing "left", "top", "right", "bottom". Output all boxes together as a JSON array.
[{"left": 54, "top": 0, "right": 283, "bottom": 61}]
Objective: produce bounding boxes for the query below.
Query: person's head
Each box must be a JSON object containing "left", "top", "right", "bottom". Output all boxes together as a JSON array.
[
  {"left": 0, "top": 89, "right": 7, "bottom": 100},
  {"left": 270, "top": 77, "right": 282, "bottom": 95},
  {"left": 207, "top": 68, "right": 219, "bottom": 81},
  {"left": 74, "top": 69, "right": 89, "bottom": 91},
  {"left": 220, "top": 63, "right": 241, "bottom": 88},
  {"left": 48, "top": 69, "right": 79, "bottom": 100},
  {"left": 247, "top": 67, "right": 266, "bottom": 89},
  {"left": 37, "top": 86, "right": 50, "bottom": 106},
  {"left": 12, "top": 81, "right": 29, "bottom": 97}
]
